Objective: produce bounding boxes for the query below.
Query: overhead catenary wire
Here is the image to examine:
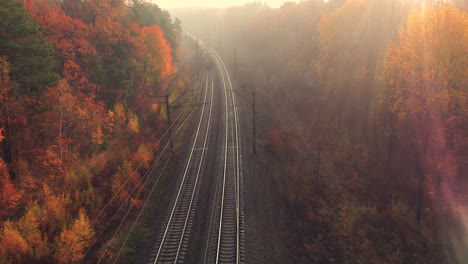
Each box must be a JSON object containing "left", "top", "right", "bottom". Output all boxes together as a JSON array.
[
  {"left": 87, "top": 100, "right": 189, "bottom": 229},
  {"left": 211, "top": 43, "right": 242, "bottom": 264},
  {"left": 173, "top": 72, "right": 215, "bottom": 263},
  {"left": 100, "top": 84, "right": 204, "bottom": 263},
  {"left": 82, "top": 102, "right": 194, "bottom": 262},
  {"left": 10, "top": 95, "right": 157, "bottom": 221},
  {"left": 153, "top": 63, "right": 212, "bottom": 263},
  {"left": 84, "top": 61, "right": 209, "bottom": 262},
  {"left": 112, "top": 96, "right": 202, "bottom": 263},
  {"left": 85, "top": 65, "right": 208, "bottom": 232},
  {"left": 89, "top": 46, "right": 209, "bottom": 263}
]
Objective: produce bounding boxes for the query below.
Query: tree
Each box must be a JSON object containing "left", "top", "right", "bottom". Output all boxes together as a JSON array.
[
  {"left": 0, "top": 221, "right": 29, "bottom": 263},
  {"left": 0, "top": 57, "right": 11, "bottom": 162},
  {"left": 381, "top": 3, "right": 467, "bottom": 220},
  {"left": 131, "top": 0, "right": 181, "bottom": 59},
  {"left": 0, "top": 0, "right": 180, "bottom": 261},
  {"left": 42, "top": 185, "right": 68, "bottom": 240},
  {"left": 317, "top": 0, "right": 407, "bottom": 144},
  {"left": 0, "top": 1, "right": 58, "bottom": 164},
  {"left": 54, "top": 209, "right": 95, "bottom": 263},
  {"left": 111, "top": 161, "right": 143, "bottom": 207},
  {"left": 0, "top": 0, "right": 58, "bottom": 93},
  {"left": 25, "top": 0, "right": 95, "bottom": 68},
  {"left": 18, "top": 203, "right": 51, "bottom": 261},
  {"left": 139, "top": 25, "right": 175, "bottom": 91},
  {"left": 0, "top": 159, "right": 21, "bottom": 220}
]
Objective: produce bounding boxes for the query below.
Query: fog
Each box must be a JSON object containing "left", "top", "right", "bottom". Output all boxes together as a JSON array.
[
  {"left": 154, "top": 0, "right": 291, "bottom": 8},
  {"left": 171, "top": 1, "right": 468, "bottom": 263}
]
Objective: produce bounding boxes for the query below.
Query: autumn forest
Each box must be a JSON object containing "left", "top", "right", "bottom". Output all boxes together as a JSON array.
[
  {"left": 1, "top": 0, "right": 182, "bottom": 262},
  {"left": 0, "top": 0, "right": 467, "bottom": 263}
]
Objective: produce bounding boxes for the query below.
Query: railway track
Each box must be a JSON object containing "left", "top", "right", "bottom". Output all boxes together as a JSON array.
[
  {"left": 207, "top": 49, "right": 245, "bottom": 264},
  {"left": 151, "top": 68, "right": 214, "bottom": 264},
  {"left": 151, "top": 37, "right": 245, "bottom": 263}
]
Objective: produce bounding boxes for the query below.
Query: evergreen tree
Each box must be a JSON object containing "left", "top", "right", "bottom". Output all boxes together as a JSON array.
[{"left": 0, "top": 0, "right": 58, "bottom": 94}]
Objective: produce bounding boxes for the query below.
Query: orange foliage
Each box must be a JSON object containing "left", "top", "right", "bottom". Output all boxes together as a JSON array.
[
  {"left": 26, "top": 0, "right": 94, "bottom": 61},
  {"left": 0, "top": 160, "right": 21, "bottom": 219},
  {"left": 46, "top": 79, "right": 108, "bottom": 157},
  {"left": 139, "top": 25, "right": 175, "bottom": 87},
  {"left": 62, "top": 60, "right": 99, "bottom": 94},
  {"left": 111, "top": 161, "right": 143, "bottom": 207},
  {"left": 92, "top": 126, "right": 104, "bottom": 145},
  {"left": 1, "top": 0, "right": 179, "bottom": 261}
]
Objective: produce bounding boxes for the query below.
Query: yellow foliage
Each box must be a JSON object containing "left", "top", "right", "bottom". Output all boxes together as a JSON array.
[
  {"left": 317, "top": 0, "right": 372, "bottom": 71},
  {"left": 106, "top": 110, "right": 115, "bottom": 133},
  {"left": 0, "top": 221, "right": 29, "bottom": 263},
  {"left": 41, "top": 185, "right": 68, "bottom": 244},
  {"left": 160, "top": 106, "right": 167, "bottom": 121},
  {"left": 169, "top": 91, "right": 179, "bottom": 105},
  {"left": 132, "top": 144, "right": 154, "bottom": 169},
  {"left": 18, "top": 203, "right": 51, "bottom": 260},
  {"left": 177, "top": 79, "right": 185, "bottom": 90},
  {"left": 381, "top": 3, "right": 467, "bottom": 121},
  {"left": 113, "top": 102, "right": 126, "bottom": 124},
  {"left": 127, "top": 111, "right": 140, "bottom": 133},
  {"left": 54, "top": 209, "right": 94, "bottom": 263}
]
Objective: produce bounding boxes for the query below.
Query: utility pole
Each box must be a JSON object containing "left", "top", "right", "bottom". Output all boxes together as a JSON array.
[
  {"left": 315, "top": 142, "right": 322, "bottom": 182},
  {"left": 228, "top": 89, "right": 257, "bottom": 155},
  {"left": 252, "top": 92, "right": 256, "bottom": 155},
  {"left": 156, "top": 91, "right": 194, "bottom": 153},
  {"left": 234, "top": 48, "right": 237, "bottom": 80},
  {"left": 165, "top": 94, "right": 174, "bottom": 153},
  {"left": 219, "top": 30, "right": 222, "bottom": 53},
  {"left": 416, "top": 165, "right": 424, "bottom": 221},
  {"left": 195, "top": 36, "right": 199, "bottom": 78}
]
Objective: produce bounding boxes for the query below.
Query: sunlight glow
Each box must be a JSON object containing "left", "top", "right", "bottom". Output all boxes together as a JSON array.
[{"left": 152, "top": 0, "right": 292, "bottom": 8}]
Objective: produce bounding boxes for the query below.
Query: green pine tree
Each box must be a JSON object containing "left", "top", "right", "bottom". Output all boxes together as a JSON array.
[{"left": 0, "top": 0, "right": 58, "bottom": 95}]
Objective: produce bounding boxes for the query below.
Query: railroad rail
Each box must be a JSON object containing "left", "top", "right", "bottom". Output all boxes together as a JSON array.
[
  {"left": 208, "top": 49, "right": 245, "bottom": 264},
  {"left": 151, "top": 68, "right": 214, "bottom": 264},
  {"left": 151, "top": 37, "right": 245, "bottom": 263}
]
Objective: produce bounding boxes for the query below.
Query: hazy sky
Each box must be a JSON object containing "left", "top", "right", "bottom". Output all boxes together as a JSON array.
[{"left": 152, "top": 0, "right": 293, "bottom": 9}]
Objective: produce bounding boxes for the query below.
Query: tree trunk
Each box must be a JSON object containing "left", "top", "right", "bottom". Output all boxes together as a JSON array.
[
  {"left": 1, "top": 121, "right": 12, "bottom": 164},
  {"left": 416, "top": 160, "right": 424, "bottom": 222}
]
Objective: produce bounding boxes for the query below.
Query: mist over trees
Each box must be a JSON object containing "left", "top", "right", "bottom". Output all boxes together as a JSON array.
[
  {"left": 0, "top": 0, "right": 465, "bottom": 263},
  {"left": 172, "top": 0, "right": 467, "bottom": 262}
]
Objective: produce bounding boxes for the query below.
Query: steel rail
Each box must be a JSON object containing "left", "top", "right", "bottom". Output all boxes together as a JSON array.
[
  {"left": 212, "top": 48, "right": 242, "bottom": 264},
  {"left": 173, "top": 72, "right": 215, "bottom": 263},
  {"left": 154, "top": 66, "right": 213, "bottom": 264}
]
